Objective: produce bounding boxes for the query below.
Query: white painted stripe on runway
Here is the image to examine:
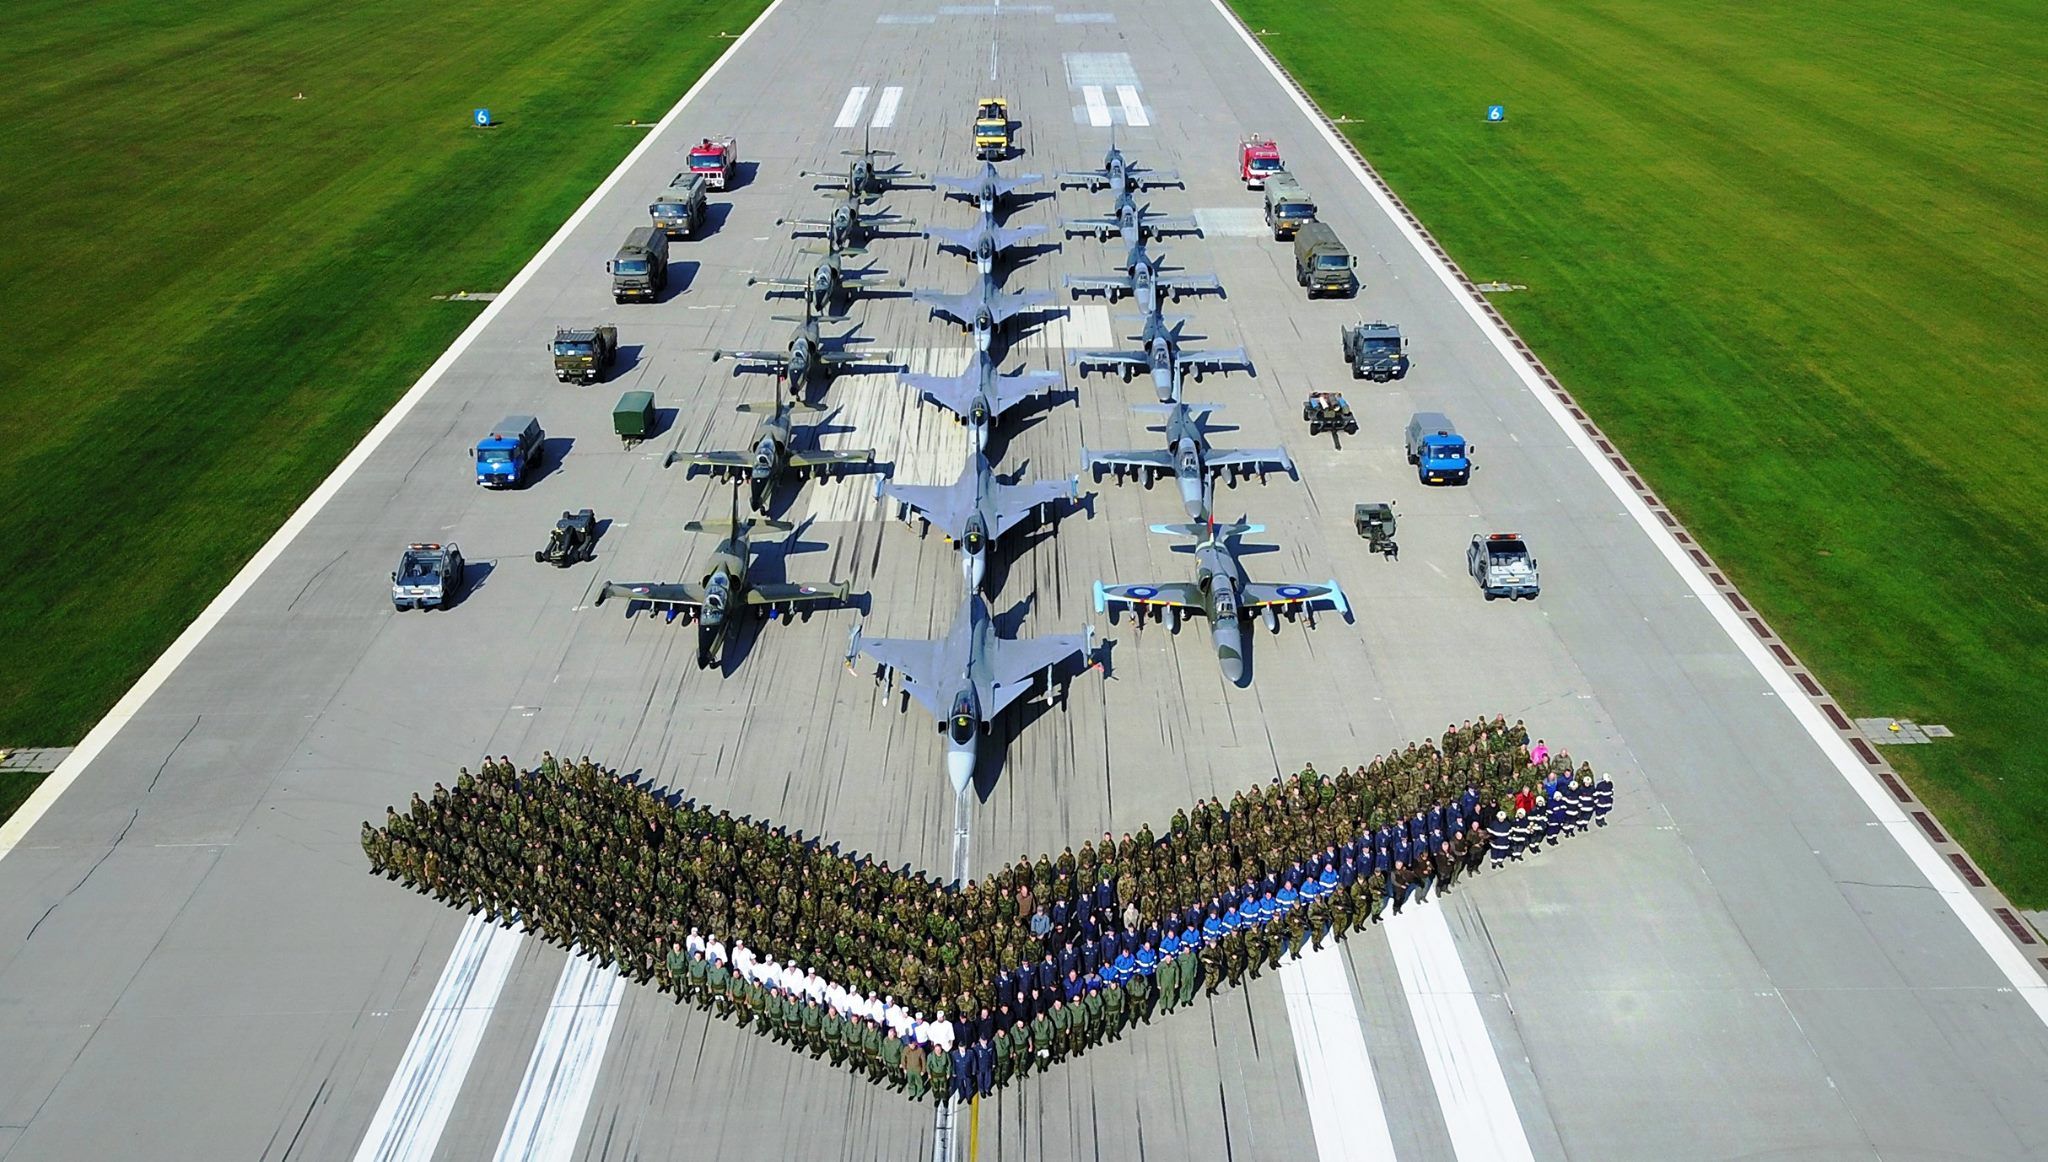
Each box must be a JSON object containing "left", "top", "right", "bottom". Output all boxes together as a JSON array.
[
  {"left": 872, "top": 86, "right": 905, "bottom": 129},
  {"left": 1205, "top": 0, "right": 2048, "bottom": 1026},
  {"left": 1115, "top": 85, "right": 1149, "bottom": 127},
  {"left": 834, "top": 86, "right": 873, "bottom": 129},
  {"left": 1281, "top": 946, "right": 1398, "bottom": 1161},
  {"left": 0, "top": 0, "right": 791, "bottom": 866},
  {"left": 354, "top": 915, "right": 524, "bottom": 1162},
  {"left": 1081, "top": 85, "right": 1112, "bottom": 128},
  {"left": 1385, "top": 908, "right": 1534, "bottom": 1162},
  {"left": 491, "top": 954, "right": 626, "bottom": 1162}
]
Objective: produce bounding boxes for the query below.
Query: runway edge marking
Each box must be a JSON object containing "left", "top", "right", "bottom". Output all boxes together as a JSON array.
[
  {"left": 1200, "top": 0, "right": 2048, "bottom": 1018},
  {"left": 0, "top": 0, "right": 789, "bottom": 865},
  {"left": 1385, "top": 909, "right": 1534, "bottom": 1162},
  {"left": 1279, "top": 945, "right": 1400, "bottom": 1162}
]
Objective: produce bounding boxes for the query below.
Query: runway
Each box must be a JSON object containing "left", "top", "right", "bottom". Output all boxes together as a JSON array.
[{"left": 2, "top": 0, "right": 2045, "bottom": 1158}]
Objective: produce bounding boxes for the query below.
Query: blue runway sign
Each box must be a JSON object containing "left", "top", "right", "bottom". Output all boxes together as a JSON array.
[
  {"left": 1486, "top": 104, "right": 1505, "bottom": 122},
  {"left": 474, "top": 108, "right": 494, "bottom": 127}
]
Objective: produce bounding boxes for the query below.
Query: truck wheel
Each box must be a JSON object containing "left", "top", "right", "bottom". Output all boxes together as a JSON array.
[{"left": 1484, "top": 591, "right": 1497, "bottom": 601}]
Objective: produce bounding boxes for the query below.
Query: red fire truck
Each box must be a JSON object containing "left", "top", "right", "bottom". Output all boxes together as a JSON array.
[
  {"left": 1238, "top": 134, "right": 1283, "bottom": 188},
  {"left": 688, "top": 136, "right": 739, "bottom": 190}
]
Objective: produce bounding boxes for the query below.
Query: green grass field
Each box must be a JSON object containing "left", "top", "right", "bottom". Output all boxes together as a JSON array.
[
  {"left": 0, "top": 0, "right": 766, "bottom": 747},
  {"left": 1229, "top": 0, "right": 2048, "bottom": 902},
  {"left": 0, "top": 771, "right": 50, "bottom": 828}
]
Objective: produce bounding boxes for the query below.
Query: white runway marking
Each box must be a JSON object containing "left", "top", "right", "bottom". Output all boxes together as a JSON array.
[
  {"left": 834, "top": 86, "right": 873, "bottom": 129},
  {"left": 1081, "top": 85, "right": 1112, "bottom": 128},
  {"left": 354, "top": 915, "right": 524, "bottom": 1162},
  {"left": 872, "top": 86, "right": 905, "bottom": 128},
  {"left": 1115, "top": 85, "right": 1149, "bottom": 127},
  {"left": 1281, "top": 946, "right": 1399, "bottom": 1161},
  {"left": 1192, "top": 207, "right": 1267, "bottom": 237},
  {"left": 1385, "top": 906, "right": 1534, "bottom": 1162},
  {"left": 491, "top": 953, "right": 625, "bottom": 1162}
]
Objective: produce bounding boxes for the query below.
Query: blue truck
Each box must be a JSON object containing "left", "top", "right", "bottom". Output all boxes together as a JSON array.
[
  {"left": 474, "top": 414, "right": 544, "bottom": 488},
  {"left": 1403, "top": 411, "right": 1472, "bottom": 485}
]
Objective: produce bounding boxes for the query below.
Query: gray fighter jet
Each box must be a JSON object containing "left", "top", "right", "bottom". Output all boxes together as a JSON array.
[
  {"left": 924, "top": 211, "right": 1052, "bottom": 276},
  {"left": 780, "top": 191, "right": 917, "bottom": 252},
  {"left": 1060, "top": 187, "right": 1201, "bottom": 245},
  {"left": 711, "top": 301, "right": 895, "bottom": 396},
  {"left": 748, "top": 245, "right": 899, "bottom": 317},
  {"left": 912, "top": 271, "right": 1060, "bottom": 355},
  {"left": 1064, "top": 239, "right": 1222, "bottom": 315},
  {"left": 1058, "top": 129, "right": 1182, "bottom": 193},
  {"left": 665, "top": 399, "right": 877, "bottom": 513},
  {"left": 845, "top": 591, "right": 1095, "bottom": 792},
  {"left": 1093, "top": 508, "right": 1347, "bottom": 685},
  {"left": 898, "top": 351, "right": 1061, "bottom": 452},
  {"left": 595, "top": 489, "right": 852, "bottom": 669},
  {"left": 1080, "top": 397, "right": 1292, "bottom": 517},
  {"left": 1069, "top": 313, "right": 1251, "bottom": 402},
  {"left": 800, "top": 131, "right": 922, "bottom": 199},
  {"left": 878, "top": 452, "right": 1079, "bottom": 592},
  {"left": 932, "top": 161, "right": 1043, "bottom": 216}
]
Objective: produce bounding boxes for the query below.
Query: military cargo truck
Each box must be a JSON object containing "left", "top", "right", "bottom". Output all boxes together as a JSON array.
[
  {"left": 1263, "top": 172, "right": 1316, "bottom": 239},
  {"left": 1340, "top": 321, "right": 1410, "bottom": 381},
  {"left": 649, "top": 173, "right": 708, "bottom": 238},
  {"left": 550, "top": 325, "right": 618, "bottom": 384},
  {"left": 609, "top": 227, "right": 669, "bottom": 303},
  {"left": 1292, "top": 221, "right": 1357, "bottom": 298}
]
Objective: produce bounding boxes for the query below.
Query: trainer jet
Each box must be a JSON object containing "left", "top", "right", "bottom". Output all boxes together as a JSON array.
[
  {"left": 923, "top": 212, "right": 1051, "bottom": 276},
  {"left": 801, "top": 131, "right": 922, "bottom": 199},
  {"left": 1058, "top": 130, "right": 1181, "bottom": 193},
  {"left": 932, "top": 161, "right": 1043, "bottom": 216},
  {"left": 1063, "top": 240, "right": 1221, "bottom": 315},
  {"left": 595, "top": 489, "right": 852, "bottom": 670},
  {"left": 845, "top": 591, "right": 1095, "bottom": 792},
  {"left": 1093, "top": 508, "right": 1347, "bottom": 685},
  {"left": 898, "top": 352, "right": 1061, "bottom": 452},
  {"left": 912, "top": 271, "right": 1059, "bottom": 355},
  {"left": 1060, "top": 187, "right": 1200, "bottom": 245},
  {"left": 780, "top": 191, "right": 917, "bottom": 252},
  {"left": 665, "top": 399, "right": 876, "bottom": 514},
  {"left": 712, "top": 302, "right": 895, "bottom": 396},
  {"left": 1069, "top": 313, "right": 1251, "bottom": 403},
  {"left": 748, "top": 246, "right": 899, "bottom": 317},
  {"left": 879, "top": 453, "right": 1079, "bottom": 592},
  {"left": 1080, "top": 397, "right": 1292, "bottom": 517}
]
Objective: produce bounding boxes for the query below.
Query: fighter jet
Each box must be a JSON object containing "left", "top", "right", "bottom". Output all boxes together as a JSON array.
[
  {"left": 664, "top": 399, "right": 876, "bottom": 513},
  {"left": 1080, "top": 397, "right": 1293, "bottom": 517},
  {"left": 912, "top": 271, "right": 1059, "bottom": 355},
  {"left": 931, "top": 161, "right": 1043, "bottom": 216},
  {"left": 878, "top": 452, "right": 1079, "bottom": 592},
  {"left": 1093, "top": 507, "right": 1347, "bottom": 685},
  {"left": 1060, "top": 187, "right": 1200, "bottom": 245},
  {"left": 845, "top": 591, "right": 1095, "bottom": 792},
  {"left": 1058, "top": 129, "right": 1182, "bottom": 193},
  {"left": 1069, "top": 313, "right": 1251, "bottom": 402},
  {"left": 1063, "top": 240, "right": 1222, "bottom": 315},
  {"left": 594, "top": 489, "right": 852, "bottom": 669},
  {"left": 923, "top": 211, "right": 1052, "bottom": 277},
  {"left": 780, "top": 191, "right": 917, "bottom": 252},
  {"left": 800, "top": 130, "right": 922, "bottom": 199},
  {"left": 897, "top": 351, "right": 1061, "bottom": 452},
  {"left": 711, "top": 301, "right": 895, "bottom": 396},
  {"left": 748, "top": 246, "right": 899, "bottom": 317}
]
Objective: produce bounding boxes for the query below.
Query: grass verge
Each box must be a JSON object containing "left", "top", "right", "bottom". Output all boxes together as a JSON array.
[
  {"left": 0, "top": 0, "right": 767, "bottom": 745},
  {"left": 1226, "top": 0, "right": 2048, "bottom": 902},
  {"left": 0, "top": 770, "right": 52, "bottom": 829}
]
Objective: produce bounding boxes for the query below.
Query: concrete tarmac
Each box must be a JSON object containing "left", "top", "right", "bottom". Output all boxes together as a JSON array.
[{"left": 2, "top": 0, "right": 2045, "bottom": 1158}]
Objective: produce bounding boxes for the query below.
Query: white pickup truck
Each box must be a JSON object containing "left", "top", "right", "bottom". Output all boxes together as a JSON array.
[{"left": 1468, "top": 533, "right": 1540, "bottom": 600}]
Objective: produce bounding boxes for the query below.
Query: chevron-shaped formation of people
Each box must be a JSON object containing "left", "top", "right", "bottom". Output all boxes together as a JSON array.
[{"left": 361, "top": 714, "right": 1612, "bottom": 1100}]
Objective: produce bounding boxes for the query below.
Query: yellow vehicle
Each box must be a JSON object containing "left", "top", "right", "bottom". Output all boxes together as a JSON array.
[{"left": 974, "top": 98, "right": 1011, "bottom": 160}]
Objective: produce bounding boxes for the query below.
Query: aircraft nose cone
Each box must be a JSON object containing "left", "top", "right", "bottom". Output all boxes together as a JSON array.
[
  {"left": 946, "top": 747, "right": 976, "bottom": 794},
  {"left": 1179, "top": 475, "right": 1205, "bottom": 517},
  {"left": 966, "top": 550, "right": 987, "bottom": 592},
  {"left": 1219, "top": 654, "right": 1245, "bottom": 684}
]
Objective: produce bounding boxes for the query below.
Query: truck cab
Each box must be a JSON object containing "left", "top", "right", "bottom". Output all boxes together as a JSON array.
[
  {"left": 974, "top": 98, "right": 1011, "bottom": 160},
  {"left": 649, "top": 172, "right": 708, "bottom": 238},
  {"left": 609, "top": 227, "right": 669, "bottom": 303},
  {"left": 1404, "top": 411, "right": 1471, "bottom": 485},
  {"left": 1263, "top": 172, "right": 1316, "bottom": 239},
  {"left": 688, "top": 136, "right": 737, "bottom": 190},
  {"left": 474, "top": 414, "right": 544, "bottom": 488},
  {"left": 550, "top": 325, "right": 618, "bottom": 384},
  {"left": 1239, "top": 134, "right": 1283, "bottom": 188},
  {"left": 391, "top": 542, "right": 465, "bottom": 610},
  {"left": 1341, "top": 321, "right": 1410, "bottom": 381},
  {"left": 1292, "top": 221, "right": 1358, "bottom": 298},
  {"left": 1468, "top": 533, "right": 1540, "bottom": 600}
]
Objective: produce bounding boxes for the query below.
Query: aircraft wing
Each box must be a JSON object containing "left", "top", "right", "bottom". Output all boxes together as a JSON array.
[
  {"left": 1093, "top": 580, "right": 1203, "bottom": 613},
  {"left": 594, "top": 580, "right": 709, "bottom": 612},
  {"left": 852, "top": 635, "right": 954, "bottom": 719},
  {"left": 992, "top": 223, "right": 1047, "bottom": 250},
  {"left": 881, "top": 479, "right": 972, "bottom": 541},
  {"left": 1131, "top": 167, "right": 1182, "bottom": 188},
  {"left": 1057, "top": 167, "right": 1109, "bottom": 188},
  {"left": 931, "top": 173, "right": 985, "bottom": 197},
  {"left": 1205, "top": 446, "right": 1294, "bottom": 474},
  {"left": 1164, "top": 273, "right": 1224, "bottom": 298},
  {"left": 1176, "top": 345, "right": 1252, "bottom": 374},
  {"left": 1141, "top": 213, "right": 1202, "bottom": 237},
  {"left": 747, "top": 580, "right": 852, "bottom": 607},
  {"left": 991, "top": 476, "right": 1078, "bottom": 538},
  {"left": 780, "top": 216, "right": 831, "bottom": 230},
  {"left": 1064, "top": 273, "right": 1136, "bottom": 299},
  {"left": 979, "top": 631, "right": 1090, "bottom": 719},
  {"left": 922, "top": 223, "right": 988, "bottom": 252},
  {"left": 899, "top": 365, "right": 979, "bottom": 418},
  {"left": 749, "top": 276, "right": 810, "bottom": 291},
  {"left": 1069, "top": 348, "right": 1147, "bottom": 375},
  {"left": 989, "top": 368, "right": 1061, "bottom": 416},
  {"left": 788, "top": 447, "right": 876, "bottom": 473},
  {"left": 713, "top": 349, "right": 793, "bottom": 374},
  {"left": 989, "top": 288, "right": 1053, "bottom": 325},
  {"left": 1060, "top": 215, "right": 1120, "bottom": 237},
  {"left": 667, "top": 449, "right": 750, "bottom": 473},
  {"left": 1081, "top": 446, "right": 1173, "bottom": 474},
  {"left": 912, "top": 289, "right": 979, "bottom": 327},
  {"left": 994, "top": 173, "right": 1043, "bottom": 198},
  {"left": 1241, "top": 580, "right": 1349, "bottom": 617}
]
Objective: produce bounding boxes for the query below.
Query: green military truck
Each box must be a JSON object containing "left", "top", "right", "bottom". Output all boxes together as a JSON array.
[
  {"left": 609, "top": 227, "right": 670, "bottom": 303},
  {"left": 550, "top": 325, "right": 618, "bottom": 384},
  {"left": 649, "top": 172, "right": 709, "bottom": 239},
  {"left": 1340, "top": 321, "right": 1410, "bottom": 380},
  {"left": 1293, "top": 221, "right": 1358, "bottom": 298},
  {"left": 1263, "top": 172, "right": 1317, "bottom": 240}
]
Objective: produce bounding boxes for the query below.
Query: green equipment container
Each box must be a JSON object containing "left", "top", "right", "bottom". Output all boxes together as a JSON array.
[{"left": 613, "top": 390, "right": 656, "bottom": 447}]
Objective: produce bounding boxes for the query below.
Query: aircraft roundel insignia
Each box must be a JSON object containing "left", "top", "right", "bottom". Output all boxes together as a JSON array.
[
  {"left": 1276, "top": 585, "right": 1310, "bottom": 598},
  {"left": 1128, "top": 586, "right": 1158, "bottom": 599},
  {"left": 799, "top": 585, "right": 818, "bottom": 595},
  {"left": 631, "top": 586, "right": 652, "bottom": 595}
]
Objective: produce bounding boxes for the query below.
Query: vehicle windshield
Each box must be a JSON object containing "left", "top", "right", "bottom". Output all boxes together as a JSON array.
[
  {"left": 1250, "top": 156, "right": 1283, "bottom": 172},
  {"left": 614, "top": 259, "right": 648, "bottom": 274},
  {"left": 553, "top": 342, "right": 593, "bottom": 357},
  {"left": 1316, "top": 254, "right": 1349, "bottom": 269},
  {"left": 977, "top": 120, "right": 1004, "bottom": 131},
  {"left": 1361, "top": 338, "right": 1401, "bottom": 356},
  {"left": 652, "top": 200, "right": 684, "bottom": 213},
  {"left": 1426, "top": 440, "right": 1466, "bottom": 459},
  {"left": 1277, "top": 202, "right": 1314, "bottom": 217},
  {"left": 688, "top": 151, "right": 721, "bottom": 166},
  {"left": 479, "top": 448, "right": 513, "bottom": 464}
]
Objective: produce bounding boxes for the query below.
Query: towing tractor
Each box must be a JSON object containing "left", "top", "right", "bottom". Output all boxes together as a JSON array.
[
  {"left": 1341, "top": 321, "right": 1411, "bottom": 381},
  {"left": 550, "top": 325, "right": 618, "bottom": 384},
  {"left": 1239, "top": 134, "right": 1283, "bottom": 188},
  {"left": 974, "top": 98, "right": 1012, "bottom": 160},
  {"left": 535, "top": 509, "right": 599, "bottom": 567},
  {"left": 1468, "top": 533, "right": 1540, "bottom": 599},
  {"left": 688, "top": 136, "right": 738, "bottom": 190},
  {"left": 1303, "top": 391, "right": 1357, "bottom": 436}
]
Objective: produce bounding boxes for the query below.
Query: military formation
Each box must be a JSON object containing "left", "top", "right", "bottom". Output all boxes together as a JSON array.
[{"left": 361, "top": 714, "right": 1614, "bottom": 1101}]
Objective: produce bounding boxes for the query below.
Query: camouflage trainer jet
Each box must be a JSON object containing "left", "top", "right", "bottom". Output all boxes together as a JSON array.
[
  {"left": 748, "top": 245, "right": 900, "bottom": 317},
  {"left": 1080, "top": 395, "right": 1292, "bottom": 518},
  {"left": 665, "top": 398, "right": 877, "bottom": 513},
  {"left": 780, "top": 190, "right": 918, "bottom": 252},
  {"left": 1063, "top": 238, "right": 1222, "bottom": 315},
  {"left": 878, "top": 451, "right": 1079, "bottom": 592},
  {"left": 923, "top": 211, "right": 1052, "bottom": 277},
  {"left": 897, "top": 351, "right": 1061, "bottom": 452},
  {"left": 800, "top": 130, "right": 923, "bottom": 199},
  {"left": 931, "top": 160, "right": 1042, "bottom": 216},
  {"left": 595, "top": 488, "right": 853, "bottom": 669},
  {"left": 711, "top": 301, "right": 895, "bottom": 396}
]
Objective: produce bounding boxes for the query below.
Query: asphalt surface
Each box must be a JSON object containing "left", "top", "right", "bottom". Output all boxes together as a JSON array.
[{"left": 3, "top": 0, "right": 2046, "bottom": 1158}]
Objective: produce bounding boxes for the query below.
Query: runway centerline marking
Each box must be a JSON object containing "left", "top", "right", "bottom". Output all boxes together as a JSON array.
[
  {"left": 835, "top": 86, "right": 873, "bottom": 129},
  {"left": 491, "top": 952, "right": 626, "bottom": 1162},
  {"left": 872, "top": 86, "right": 905, "bottom": 129},
  {"left": 1386, "top": 907, "right": 1534, "bottom": 1162},
  {"left": 1081, "top": 86, "right": 1112, "bottom": 128},
  {"left": 1114, "top": 85, "right": 1148, "bottom": 128},
  {"left": 1280, "top": 946, "right": 1398, "bottom": 1161}
]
